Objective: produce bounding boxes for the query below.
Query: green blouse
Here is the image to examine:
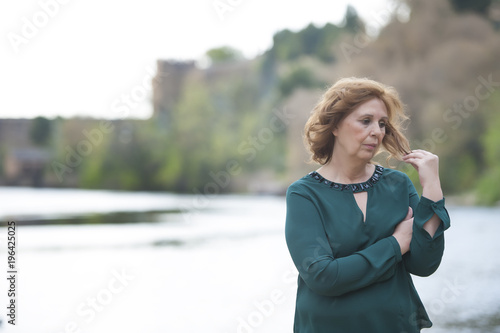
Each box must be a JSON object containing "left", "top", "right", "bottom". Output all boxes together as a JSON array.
[{"left": 285, "top": 165, "right": 450, "bottom": 333}]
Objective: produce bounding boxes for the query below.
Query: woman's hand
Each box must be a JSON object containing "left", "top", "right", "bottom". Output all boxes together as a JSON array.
[
  {"left": 402, "top": 149, "right": 443, "bottom": 238},
  {"left": 393, "top": 207, "right": 413, "bottom": 255},
  {"left": 402, "top": 149, "right": 440, "bottom": 188},
  {"left": 402, "top": 149, "right": 443, "bottom": 202}
]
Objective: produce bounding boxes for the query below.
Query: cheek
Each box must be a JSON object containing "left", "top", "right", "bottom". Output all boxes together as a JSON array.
[
  {"left": 346, "top": 122, "right": 365, "bottom": 136},
  {"left": 378, "top": 131, "right": 386, "bottom": 146}
]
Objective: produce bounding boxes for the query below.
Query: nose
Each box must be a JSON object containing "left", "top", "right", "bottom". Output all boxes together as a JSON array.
[{"left": 370, "top": 123, "right": 382, "bottom": 136}]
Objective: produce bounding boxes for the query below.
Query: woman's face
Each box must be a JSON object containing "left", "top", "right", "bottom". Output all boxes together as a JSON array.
[{"left": 332, "top": 97, "right": 388, "bottom": 162}]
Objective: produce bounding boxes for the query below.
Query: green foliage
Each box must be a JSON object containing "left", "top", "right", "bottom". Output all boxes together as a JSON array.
[
  {"left": 30, "top": 116, "right": 52, "bottom": 146},
  {"left": 449, "top": 0, "right": 492, "bottom": 14},
  {"left": 166, "top": 82, "right": 221, "bottom": 190},
  {"left": 476, "top": 169, "right": 500, "bottom": 205},
  {"left": 278, "top": 66, "right": 323, "bottom": 97},
  {"left": 440, "top": 153, "right": 480, "bottom": 194},
  {"left": 80, "top": 121, "right": 169, "bottom": 191},
  {"left": 37, "top": 0, "right": 500, "bottom": 199},
  {"left": 342, "top": 5, "right": 365, "bottom": 33},
  {"left": 77, "top": 62, "right": 280, "bottom": 193},
  {"left": 480, "top": 93, "right": 500, "bottom": 167},
  {"left": 272, "top": 29, "right": 302, "bottom": 61},
  {"left": 315, "top": 24, "right": 341, "bottom": 63},
  {"left": 206, "top": 46, "right": 243, "bottom": 65},
  {"left": 269, "top": 23, "right": 343, "bottom": 63},
  {"left": 476, "top": 92, "right": 500, "bottom": 205}
]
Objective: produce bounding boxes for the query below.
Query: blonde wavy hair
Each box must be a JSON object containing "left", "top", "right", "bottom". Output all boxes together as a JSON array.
[{"left": 304, "top": 77, "right": 410, "bottom": 165}]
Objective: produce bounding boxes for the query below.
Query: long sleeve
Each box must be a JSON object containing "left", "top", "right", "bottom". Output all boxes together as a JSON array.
[
  {"left": 403, "top": 179, "right": 451, "bottom": 276},
  {"left": 285, "top": 188, "right": 402, "bottom": 297}
]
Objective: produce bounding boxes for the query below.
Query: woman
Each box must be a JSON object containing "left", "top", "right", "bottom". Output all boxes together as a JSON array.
[{"left": 285, "top": 77, "right": 450, "bottom": 332}]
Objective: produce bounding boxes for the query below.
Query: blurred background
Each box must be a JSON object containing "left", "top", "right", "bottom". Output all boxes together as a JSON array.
[{"left": 0, "top": 0, "right": 499, "bottom": 332}]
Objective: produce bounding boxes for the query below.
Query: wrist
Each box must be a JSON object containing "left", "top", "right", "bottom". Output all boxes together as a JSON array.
[{"left": 422, "top": 183, "right": 443, "bottom": 202}]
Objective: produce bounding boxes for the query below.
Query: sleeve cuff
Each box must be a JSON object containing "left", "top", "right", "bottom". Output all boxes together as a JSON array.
[
  {"left": 414, "top": 196, "right": 451, "bottom": 237},
  {"left": 388, "top": 236, "right": 403, "bottom": 263}
]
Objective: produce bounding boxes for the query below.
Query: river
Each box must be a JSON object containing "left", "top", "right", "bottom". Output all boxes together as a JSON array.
[{"left": 0, "top": 187, "right": 499, "bottom": 333}]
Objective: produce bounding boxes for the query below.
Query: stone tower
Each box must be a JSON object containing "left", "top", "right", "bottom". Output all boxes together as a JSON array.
[{"left": 152, "top": 60, "right": 196, "bottom": 125}]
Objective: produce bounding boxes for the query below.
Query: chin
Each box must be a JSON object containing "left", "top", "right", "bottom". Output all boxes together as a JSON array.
[
  {"left": 357, "top": 155, "right": 374, "bottom": 163},
  {"left": 357, "top": 151, "right": 376, "bottom": 161}
]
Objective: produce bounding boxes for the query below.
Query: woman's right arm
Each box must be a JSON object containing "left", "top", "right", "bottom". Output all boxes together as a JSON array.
[
  {"left": 285, "top": 188, "right": 403, "bottom": 297},
  {"left": 392, "top": 207, "right": 413, "bottom": 255}
]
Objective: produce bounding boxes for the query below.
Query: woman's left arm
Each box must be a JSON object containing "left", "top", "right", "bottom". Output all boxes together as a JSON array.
[{"left": 402, "top": 150, "right": 451, "bottom": 276}]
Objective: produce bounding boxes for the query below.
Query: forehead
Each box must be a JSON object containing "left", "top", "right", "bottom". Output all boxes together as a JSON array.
[{"left": 349, "top": 98, "right": 388, "bottom": 118}]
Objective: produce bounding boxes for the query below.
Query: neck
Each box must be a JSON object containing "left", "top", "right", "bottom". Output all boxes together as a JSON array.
[{"left": 319, "top": 153, "right": 372, "bottom": 184}]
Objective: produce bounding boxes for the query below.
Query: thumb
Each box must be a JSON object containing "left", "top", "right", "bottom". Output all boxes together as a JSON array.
[{"left": 405, "top": 207, "right": 413, "bottom": 220}]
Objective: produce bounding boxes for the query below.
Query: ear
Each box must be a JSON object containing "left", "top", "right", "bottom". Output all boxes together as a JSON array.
[{"left": 332, "top": 126, "right": 338, "bottom": 137}]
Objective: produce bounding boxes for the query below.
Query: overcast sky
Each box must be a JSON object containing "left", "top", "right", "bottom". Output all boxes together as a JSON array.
[{"left": 0, "top": 0, "right": 394, "bottom": 119}]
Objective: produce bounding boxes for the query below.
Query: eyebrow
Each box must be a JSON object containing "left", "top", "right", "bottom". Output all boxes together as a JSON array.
[{"left": 360, "top": 114, "right": 389, "bottom": 120}]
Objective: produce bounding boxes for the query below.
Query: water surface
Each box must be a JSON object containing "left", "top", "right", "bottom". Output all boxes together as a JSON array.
[{"left": 0, "top": 187, "right": 498, "bottom": 332}]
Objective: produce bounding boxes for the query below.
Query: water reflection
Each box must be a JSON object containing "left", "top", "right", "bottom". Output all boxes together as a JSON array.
[{"left": 1, "top": 209, "right": 182, "bottom": 226}]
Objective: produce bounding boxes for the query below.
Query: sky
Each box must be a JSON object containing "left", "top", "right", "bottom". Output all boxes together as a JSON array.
[{"left": 0, "top": 0, "right": 394, "bottom": 119}]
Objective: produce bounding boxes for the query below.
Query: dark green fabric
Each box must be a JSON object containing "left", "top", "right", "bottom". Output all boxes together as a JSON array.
[{"left": 285, "top": 167, "right": 451, "bottom": 333}]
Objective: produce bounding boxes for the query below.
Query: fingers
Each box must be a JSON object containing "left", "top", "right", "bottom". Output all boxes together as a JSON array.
[
  {"left": 402, "top": 157, "right": 418, "bottom": 165},
  {"left": 403, "top": 153, "right": 425, "bottom": 161},
  {"left": 403, "top": 151, "right": 427, "bottom": 161},
  {"left": 406, "top": 206, "right": 413, "bottom": 219},
  {"left": 403, "top": 149, "right": 437, "bottom": 159},
  {"left": 405, "top": 149, "right": 431, "bottom": 154},
  {"left": 402, "top": 149, "right": 438, "bottom": 168},
  {"left": 401, "top": 156, "right": 419, "bottom": 169}
]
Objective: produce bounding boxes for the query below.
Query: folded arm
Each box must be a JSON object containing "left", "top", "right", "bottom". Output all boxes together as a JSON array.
[
  {"left": 403, "top": 182, "right": 451, "bottom": 276},
  {"left": 285, "top": 190, "right": 402, "bottom": 297}
]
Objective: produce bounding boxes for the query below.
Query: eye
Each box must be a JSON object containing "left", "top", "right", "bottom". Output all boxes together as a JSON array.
[
  {"left": 379, "top": 121, "right": 387, "bottom": 129},
  {"left": 361, "top": 118, "right": 371, "bottom": 125}
]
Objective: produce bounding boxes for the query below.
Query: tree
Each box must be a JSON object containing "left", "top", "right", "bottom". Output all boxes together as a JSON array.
[
  {"left": 449, "top": 0, "right": 492, "bottom": 15},
  {"left": 79, "top": 120, "right": 171, "bottom": 191},
  {"left": 30, "top": 116, "right": 51, "bottom": 146},
  {"left": 476, "top": 92, "right": 500, "bottom": 205},
  {"left": 342, "top": 5, "right": 365, "bottom": 33},
  {"left": 278, "top": 67, "right": 323, "bottom": 97},
  {"left": 206, "top": 46, "right": 243, "bottom": 65},
  {"left": 272, "top": 29, "right": 302, "bottom": 61}
]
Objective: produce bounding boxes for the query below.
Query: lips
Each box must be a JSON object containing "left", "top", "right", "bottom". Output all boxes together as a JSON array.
[{"left": 364, "top": 144, "right": 377, "bottom": 149}]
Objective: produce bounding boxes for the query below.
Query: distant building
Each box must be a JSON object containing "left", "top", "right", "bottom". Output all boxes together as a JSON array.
[
  {"left": 152, "top": 60, "right": 196, "bottom": 125},
  {"left": 4, "top": 148, "right": 50, "bottom": 186},
  {"left": 0, "top": 119, "right": 32, "bottom": 147},
  {"left": 152, "top": 59, "right": 254, "bottom": 125},
  {"left": 0, "top": 119, "right": 51, "bottom": 186}
]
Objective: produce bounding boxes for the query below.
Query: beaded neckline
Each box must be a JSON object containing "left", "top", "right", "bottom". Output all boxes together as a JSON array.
[{"left": 308, "top": 165, "right": 384, "bottom": 193}]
